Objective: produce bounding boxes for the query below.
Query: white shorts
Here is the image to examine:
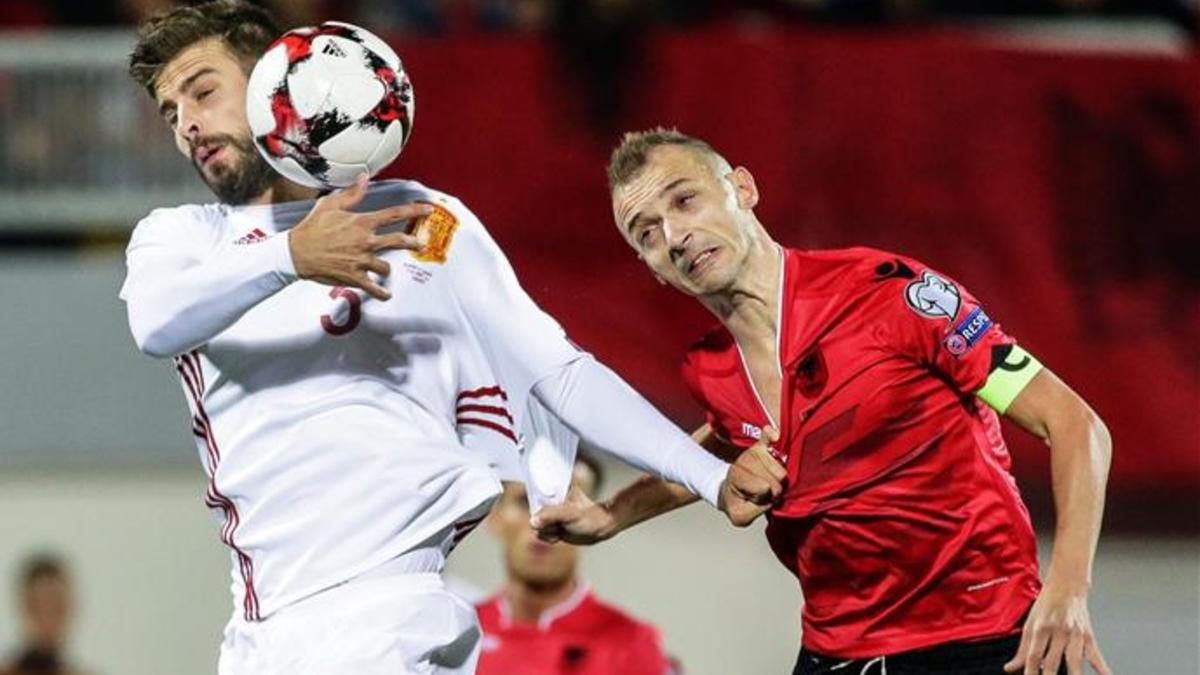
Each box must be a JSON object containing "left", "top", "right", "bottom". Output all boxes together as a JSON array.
[{"left": 218, "top": 553, "right": 480, "bottom": 675}]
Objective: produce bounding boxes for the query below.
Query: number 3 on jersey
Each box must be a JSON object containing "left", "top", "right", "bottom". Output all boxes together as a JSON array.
[{"left": 321, "top": 287, "right": 362, "bottom": 336}]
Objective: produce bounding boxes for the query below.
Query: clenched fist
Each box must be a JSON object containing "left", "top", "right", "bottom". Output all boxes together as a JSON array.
[{"left": 719, "top": 427, "right": 787, "bottom": 527}]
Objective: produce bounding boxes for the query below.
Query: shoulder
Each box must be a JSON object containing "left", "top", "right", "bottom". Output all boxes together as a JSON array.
[
  {"left": 788, "top": 245, "right": 924, "bottom": 292},
  {"left": 368, "top": 179, "right": 481, "bottom": 224},
  {"left": 475, "top": 593, "right": 504, "bottom": 628},
  {"left": 127, "top": 203, "right": 224, "bottom": 251}
]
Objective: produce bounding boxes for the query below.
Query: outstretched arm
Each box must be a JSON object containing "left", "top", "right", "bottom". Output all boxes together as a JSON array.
[
  {"left": 1001, "top": 368, "right": 1112, "bottom": 675},
  {"left": 532, "top": 423, "right": 784, "bottom": 544}
]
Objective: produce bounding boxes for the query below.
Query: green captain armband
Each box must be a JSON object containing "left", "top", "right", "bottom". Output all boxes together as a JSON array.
[{"left": 976, "top": 345, "right": 1044, "bottom": 414}]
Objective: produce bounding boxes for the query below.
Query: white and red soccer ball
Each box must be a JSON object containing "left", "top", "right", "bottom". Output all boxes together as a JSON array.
[{"left": 246, "top": 22, "right": 414, "bottom": 189}]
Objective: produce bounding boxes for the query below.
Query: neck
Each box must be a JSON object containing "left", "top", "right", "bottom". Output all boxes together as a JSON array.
[
  {"left": 249, "top": 178, "right": 321, "bottom": 206},
  {"left": 699, "top": 229, "right": 783, "bottom": 341},
  {"left": 505, "top": 576, "right": 578, "bottom": 625}
]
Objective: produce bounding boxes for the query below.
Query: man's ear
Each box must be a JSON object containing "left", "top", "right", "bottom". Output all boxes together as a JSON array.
[{"left": 729, "top": 166, "right": 759, "bottom": 210}]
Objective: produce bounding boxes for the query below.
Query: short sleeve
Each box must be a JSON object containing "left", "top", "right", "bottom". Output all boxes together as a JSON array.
[{"left": 883, "top": 257, "right": 1042, "bottom": 411}]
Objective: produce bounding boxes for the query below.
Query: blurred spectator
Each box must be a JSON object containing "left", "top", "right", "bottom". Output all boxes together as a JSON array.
[
  {"left": 476, "top": 450, "right": 674, "bottom": 675},
  {"left": 353, "top": 0, "right": 550, "bottom": 35},
  {"left": 549, "top": 0, "right": 651, "bottom": 139},
  {"left": 1, "top": 554, "right": 91, "bottom": 675}
]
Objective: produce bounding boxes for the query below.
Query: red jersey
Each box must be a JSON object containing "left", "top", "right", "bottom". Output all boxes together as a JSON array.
[
  {"left": 476, "top": 584, "right": 670, "bottom": 675},
  {"left": 682, "top": 247, "right": 1041, "bottom": 657}
]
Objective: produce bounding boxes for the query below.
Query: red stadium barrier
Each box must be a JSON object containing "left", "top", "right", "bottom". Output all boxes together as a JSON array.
[{"left": 383, "top": 26, "right": 1200, "bottom": 531}]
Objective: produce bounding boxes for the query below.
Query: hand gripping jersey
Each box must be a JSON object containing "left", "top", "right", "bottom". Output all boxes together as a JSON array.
[
  {"left": 476, "top": 585, "right": 670, "bottom": 675},
  {"left": 681, "top": 247, "right": 1045, "bottom": 657},
  {"left": 121, "top": 180, "right": 727, "bottom": 623}
]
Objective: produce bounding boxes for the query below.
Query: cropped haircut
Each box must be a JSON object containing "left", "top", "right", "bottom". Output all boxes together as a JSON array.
[
  {"left": 607, "top": 127, "right": 726, "bottom": 191},
  {"left": 128, "top": 0, "right": 281, "bottom": 99}
]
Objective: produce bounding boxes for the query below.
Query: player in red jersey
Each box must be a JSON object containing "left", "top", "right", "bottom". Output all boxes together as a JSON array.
[
  {"left": 477, "top": 450, "right": 672, "bottom": 675},
  {"left": 533, "top": 129, "right": 1112, "bottom": 675}
]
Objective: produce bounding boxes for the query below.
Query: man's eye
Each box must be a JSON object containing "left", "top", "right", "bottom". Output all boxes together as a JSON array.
[
  {"left": 677, "top": 193, "right": 695, "bottom": 207},
  {"left": 197, "top": 88, "right": 214, "bottom": 101}
]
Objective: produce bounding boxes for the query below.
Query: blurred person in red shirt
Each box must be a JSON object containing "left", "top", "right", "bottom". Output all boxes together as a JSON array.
[
  {"left": 477, "top": 448, "right": 673, "bottom": 675},
  {"left": 2, "top": 554, "right": 91, "bottom": 675}
]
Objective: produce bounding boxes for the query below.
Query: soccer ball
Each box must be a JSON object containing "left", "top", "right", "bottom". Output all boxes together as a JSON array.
[{"left": 246, "top": 21, "right": 414, "bottom": 189}]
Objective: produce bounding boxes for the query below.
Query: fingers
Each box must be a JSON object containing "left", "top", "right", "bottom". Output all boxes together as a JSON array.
[
  {"left": 320, "top": 172, "right": 370, "bottom": 211},
  {"left": 762, "top": 426, "right": 780, "bottom": 444},
  {"left": 371, "top": 231, "right": 422, "bottom": 252},
  {"left": 751, "top": 445, "right": 787, "bottom": 484},
  {"left": 1041, "top": 634, "right": 1067, "bottom": 675},
  {"left": 529, "top": 503, "right": 577, "bottom": 530},
  {"left": 534, "top": 524, "right": 564, "bottom": 544},
  {"left": 357, "top": 274, "right": 391, "bottom": 301},
  {"left": 363, "top": 202, "right": 434, "bottom": 229},
  {"left": 1064, "top": 634, "right": 1085, "bottom": 675},
  {"left": 1023, "top": 628, "right": 1051, "bottom": 675},
  {"left": 730, "top": 469, "right": 777, "bottom": 506},
  {"left": 726, "top": 501, "right": 770, "bottom": 527},
  {"left": 1085, "top": 642, "right": 1111, "bottom": 675},
  {"left": 1003, "top": 624, "right": 1031, "bottom": 673},
  {"left": 363, "top": 257, "right": 391, "bottom": 278}
]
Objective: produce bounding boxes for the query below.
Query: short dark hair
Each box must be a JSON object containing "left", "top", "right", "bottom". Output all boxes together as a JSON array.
[
  {"left": 19, "top": 553, "right": 66, "bottom": 591},
  {"left": 128, "top": 0, "right": 281, "bottom": 99},
  {"left": 607, "top": 127, "right": 723, "bottom": 191},
  {"left": 575, "top": 449, "right": 605, "bottom": 495}
]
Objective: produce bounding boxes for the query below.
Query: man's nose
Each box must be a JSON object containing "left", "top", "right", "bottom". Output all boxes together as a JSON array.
[
  {"left": 177, "top": 105, "right": 203, "bottom": 147},
  {"left": 665, "top": 220, "right": 692, "bottom": 258}
]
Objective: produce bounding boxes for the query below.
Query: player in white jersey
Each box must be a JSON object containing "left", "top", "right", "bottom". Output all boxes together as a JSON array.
[{"left": 122, "top": 2, "right": 786, "bottom": 674}]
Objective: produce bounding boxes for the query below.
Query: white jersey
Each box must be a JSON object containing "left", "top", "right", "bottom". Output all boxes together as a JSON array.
[
  {"left": 120, "top": 181, "right": 580, "bottom": 620},
  {"left": 121, "top": 179, "right": 729, "bottom": 624}
]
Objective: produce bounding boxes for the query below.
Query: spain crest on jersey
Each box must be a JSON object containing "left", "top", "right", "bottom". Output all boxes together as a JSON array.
[{"left": 410, "top": 202, "right": 458, "bottom": 264}]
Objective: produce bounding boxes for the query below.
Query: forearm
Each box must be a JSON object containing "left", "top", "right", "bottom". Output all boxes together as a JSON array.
[
  {"left": 602, "top": 474, "right": 700, "bottom": 536},
  {"left": 532, "top": 357, "right": 729, "bottom": 508},
  {"left": 125, "top": 233, "right": 296, "bottom": 357},
  {"left": 1044, "top": 409, "right": 1111, "bottom": 590}
]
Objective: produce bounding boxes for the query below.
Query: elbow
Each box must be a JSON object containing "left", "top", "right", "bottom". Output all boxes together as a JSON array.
[
  {"left": 128, "top": 321, "right": 182, "bottom": 359},
  {"left": 132, "top": 331, "right": 176, "bottom": 359},
  {"left": 1087, "top": 408, "right": 1113, "bottom": 472}
]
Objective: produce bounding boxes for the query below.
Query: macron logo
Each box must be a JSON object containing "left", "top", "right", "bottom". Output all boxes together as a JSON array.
[
  {"left": 234, "top": 228, "right": 267, "bottom": 245},
  {"left": 742, "top": 422, "right": 762, "bottom": 440}
]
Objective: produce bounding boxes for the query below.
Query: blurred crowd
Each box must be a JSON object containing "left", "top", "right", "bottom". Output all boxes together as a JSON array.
[{"left": 1, "top": 0, "right": 1195, "bottom": 33}]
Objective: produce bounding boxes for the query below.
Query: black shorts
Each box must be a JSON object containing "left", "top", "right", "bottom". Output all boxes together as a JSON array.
[{"left": 792, "top": 634, "right": 1068, "bottom": 675}]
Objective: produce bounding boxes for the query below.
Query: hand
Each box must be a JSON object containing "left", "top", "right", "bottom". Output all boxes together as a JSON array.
[
  {"left": 289, "top": 173, "right": 433, "bottom": 300},
  {"left": 1004, "top": 582, "right": 1112, "bottom": 675},
  {"left": 718, "top": 427, "right": 786, "bottom": 527},
  {"left": 529, "top": 485, "right": 617, "bottom": 545}
]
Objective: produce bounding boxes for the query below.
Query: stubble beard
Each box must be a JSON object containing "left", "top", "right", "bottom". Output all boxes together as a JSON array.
[{"left": 196, "top": 134, "right": 277, "bottom": 205}]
